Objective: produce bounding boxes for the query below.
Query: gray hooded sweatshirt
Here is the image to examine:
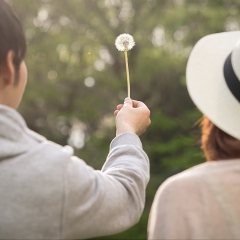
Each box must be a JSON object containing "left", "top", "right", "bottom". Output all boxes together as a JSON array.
[{"left": 0, "top": 105, "right": 149, "bottom": 239}]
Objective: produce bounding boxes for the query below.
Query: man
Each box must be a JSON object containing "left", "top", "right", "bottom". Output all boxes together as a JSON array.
[{"left": 0, "top": 0, "right": 151, "bottom": 239}]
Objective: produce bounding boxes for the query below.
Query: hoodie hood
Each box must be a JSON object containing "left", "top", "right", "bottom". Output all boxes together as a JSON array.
[{"left": 0, "top": 105, "right": 45, "bottom": 160}]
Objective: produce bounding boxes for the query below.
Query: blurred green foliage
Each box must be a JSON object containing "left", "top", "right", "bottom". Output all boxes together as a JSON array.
[{"left": 8, "top": 0, "right": 240, "bottom": 238}]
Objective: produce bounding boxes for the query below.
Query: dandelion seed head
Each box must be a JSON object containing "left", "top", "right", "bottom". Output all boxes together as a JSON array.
[{"left": 115, "top": 33, "right": 135, "bottom": 51}]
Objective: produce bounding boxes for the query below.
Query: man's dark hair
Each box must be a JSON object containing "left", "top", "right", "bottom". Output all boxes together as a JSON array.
[{"left": 0, "top": 0, "right": 26, "bottom": 84}]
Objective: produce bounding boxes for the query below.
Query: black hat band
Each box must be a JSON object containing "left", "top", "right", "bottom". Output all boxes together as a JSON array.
[{"left": 224, "top": 53, "right": 240, "bottom": 103}]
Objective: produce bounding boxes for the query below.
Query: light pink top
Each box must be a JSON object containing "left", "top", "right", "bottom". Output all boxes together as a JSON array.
[{"left": 148, "top": 160, "right": 240, "bottom": 239}]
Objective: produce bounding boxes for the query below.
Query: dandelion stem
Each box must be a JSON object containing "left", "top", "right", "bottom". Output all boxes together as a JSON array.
[{"left": 124, "top": 50, "right": 130, "bottom": 98}]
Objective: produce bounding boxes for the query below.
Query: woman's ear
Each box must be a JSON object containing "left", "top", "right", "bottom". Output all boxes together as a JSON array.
[{"left": 1, "top": 50, "right": 15, "bottom": 86}]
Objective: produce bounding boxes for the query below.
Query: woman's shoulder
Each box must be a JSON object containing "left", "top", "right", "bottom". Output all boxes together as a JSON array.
[
  {"left": 160, "top": 162, "right": 208, "bottom": 190},
  {"left": 156, "top": 159, "right": 240, "bottom": 199},
  {"left": 168, "top": 159, "right": 240, "bottom": 184},
  {"left": 155, "top": 162, "right": 214, "bottom": 200}
]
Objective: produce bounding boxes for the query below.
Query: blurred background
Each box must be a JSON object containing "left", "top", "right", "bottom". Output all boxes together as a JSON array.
[{"left": 7, "top": 0, "right": 240, "bottom": 238}]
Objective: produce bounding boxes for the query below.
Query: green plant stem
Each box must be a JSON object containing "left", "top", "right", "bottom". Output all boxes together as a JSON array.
[{"left": 124, "top": 50, "right": 130, "bottom": 98}]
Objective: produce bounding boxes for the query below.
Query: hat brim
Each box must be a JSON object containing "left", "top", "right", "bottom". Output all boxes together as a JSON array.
[{"left": 186, "top": 31, "right": 240, "bottom": 140}]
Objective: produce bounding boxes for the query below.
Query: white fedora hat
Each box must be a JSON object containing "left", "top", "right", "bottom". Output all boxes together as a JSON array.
[{"left": 186, "top": 31, "right": 240, "bottom": 140}]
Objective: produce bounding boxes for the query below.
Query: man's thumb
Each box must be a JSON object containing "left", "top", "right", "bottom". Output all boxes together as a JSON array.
[{"left": 124, "top": 97, "right": 133, "bottom": 107}]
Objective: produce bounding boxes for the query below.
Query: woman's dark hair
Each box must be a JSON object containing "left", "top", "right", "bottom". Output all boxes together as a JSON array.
[
  {"left": 201, "top": 116, "right": 240, "bottom": 161},
  {"left": 0, "top": 0, "right": 26, "bottom": 84}
]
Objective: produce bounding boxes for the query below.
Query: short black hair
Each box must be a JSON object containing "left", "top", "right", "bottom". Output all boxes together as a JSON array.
[{"left": 0, "top": 0, "right": 26, "bottom": 84}]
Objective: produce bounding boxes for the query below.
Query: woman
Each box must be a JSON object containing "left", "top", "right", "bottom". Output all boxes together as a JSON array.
[{"left": 148, "top": 31, "right": 240, "bottom": 239}]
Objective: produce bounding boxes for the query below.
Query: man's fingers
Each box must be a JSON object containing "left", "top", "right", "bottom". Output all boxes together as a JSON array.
[
  {"left": 132, "top": 100, "right": 140, "bottom": 108},
  {"left": 122, "top": 98, "right": 143, "bottom": 108},
  {"left": 124, "top": 97, "right": 133, "bottom": 107},
  {"left": 135, "top": 101, "right": 148, "bottom": 109},
  {"left": 114, "top": 110, "right": 119, "bottom": 116},
  {"left": 117, "top": 104, "right": 123, "bottom": 110},
  {"left": 131, "top": 100, "right": 148, "bottom": 109}
]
